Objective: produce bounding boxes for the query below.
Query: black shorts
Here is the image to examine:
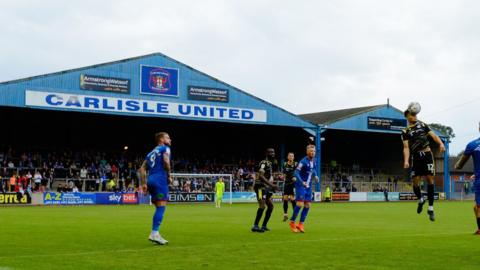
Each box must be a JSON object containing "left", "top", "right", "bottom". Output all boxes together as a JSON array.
[
  {"left": 411, "top": 151, "right": 435, "bottom": 177},
  {"left": 283, "top": 182, "right": 295, "bottom": 196},
  {"left": 254, "top": 185, "right": 272, "bottom": 201}
]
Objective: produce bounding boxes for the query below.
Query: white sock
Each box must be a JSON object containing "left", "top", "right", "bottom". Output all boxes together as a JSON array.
[
  {"left": 419, "top": 197, "right": 424, "bottom": 203},
  {"left": 151, "top": 230, "right": 159, "bottom": 236},
  {"left": 428, "top": 206, "right": 433, "bottom": 211}
]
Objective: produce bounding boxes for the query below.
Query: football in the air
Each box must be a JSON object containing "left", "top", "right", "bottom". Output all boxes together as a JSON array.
[{"left": 407, "top": 102, "right": 421, "bottom": 114}]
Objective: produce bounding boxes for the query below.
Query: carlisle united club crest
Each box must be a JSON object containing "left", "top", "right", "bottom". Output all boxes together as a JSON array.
[{"left": 148, "top": 68, "right": 171, "bottom": 93}]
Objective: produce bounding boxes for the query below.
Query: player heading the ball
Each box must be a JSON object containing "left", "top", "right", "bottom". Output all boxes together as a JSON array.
[{"left": 401, "top": 102, "right": 445, "bottom": 222}]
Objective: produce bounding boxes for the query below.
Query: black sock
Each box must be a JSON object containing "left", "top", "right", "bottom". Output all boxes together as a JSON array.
[
  {"left": 262, "top": 207, "right": 273, "bottom": 227},
  {"left": 477, "top": 218, "right": 480, "bottom": 230},
  {"left": 291, "top": 200, "right": 296, "bottom": 210},
  {"left": 427, "top": 184, "right": 434, "bottom": 207},
  {"left": 254, "top": 208, "right": 264, "bottom": 226},
  {"left": 283, "top": 200, "right": 288, "bottom": 214},
  {"left": 413, "top": 186, "right": 422, "bottom": 200}
]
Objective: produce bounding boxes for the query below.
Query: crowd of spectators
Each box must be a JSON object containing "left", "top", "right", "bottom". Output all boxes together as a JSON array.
[
  {"left": 0, "top": 148, "right": 261, "bottom": 193},
  {"left": 1, "top": 148, "right": 406, "bottom": 194}
]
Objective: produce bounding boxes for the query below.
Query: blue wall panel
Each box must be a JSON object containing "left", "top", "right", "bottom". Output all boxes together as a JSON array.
[
  {"left": 326, "top": 106, "right": 405, "bottom": 134},
  {"left": 0, "top": 53, "right": 315, "bottom": 128}
]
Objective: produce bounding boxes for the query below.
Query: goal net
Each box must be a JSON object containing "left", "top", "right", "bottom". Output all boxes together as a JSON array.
[{"left": 170, "top": 173, "right": 234, "bottom": 204}]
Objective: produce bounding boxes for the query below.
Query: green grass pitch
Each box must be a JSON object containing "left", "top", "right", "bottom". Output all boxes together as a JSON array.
[{"left": 1, "top": 201, "right": 479, "bottom": 270}]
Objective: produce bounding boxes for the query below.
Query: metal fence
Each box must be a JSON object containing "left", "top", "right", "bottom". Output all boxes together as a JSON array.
[
  {"left": 450, "top": 181, "right": 475, "bottom": 201},
  {"left": 2, "top": 166, "right": 426, "bottom": 194},
  {"left": 321, "top": 181, "right": 413, "bottom": 193}
]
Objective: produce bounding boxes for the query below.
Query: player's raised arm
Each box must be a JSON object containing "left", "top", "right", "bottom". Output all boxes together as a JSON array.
[
  {"left": 402, "top": 140, "right": 410, "bottom": 169},
  {"left": 400, "top": 128, "right": 411, "bottom": 169},
  {"left": 428, "top": 130, "right": 446, "bottom": 153}
]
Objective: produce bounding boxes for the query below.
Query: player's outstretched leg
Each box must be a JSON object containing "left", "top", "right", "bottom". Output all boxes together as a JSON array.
[
  {"left": 149, "top": 201, "right": 168, "bottom": 245},
  {"left": 262, "top": 199, "right": 274, "bottom": 231},
  {"left": 426, "top": 180, "right": 435, "bottom": 221},
  {"left": 413, "top": 177, "right": 425, "bottom": 214}
]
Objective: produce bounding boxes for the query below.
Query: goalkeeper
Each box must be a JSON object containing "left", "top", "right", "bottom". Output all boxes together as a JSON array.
[{"left": 215, "top": 178, "right": 225, "bottom": 208}]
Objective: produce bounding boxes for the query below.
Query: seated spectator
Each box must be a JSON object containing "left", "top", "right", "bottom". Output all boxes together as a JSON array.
[
  {"left": 57, "top": 184, "right": 63, "bottom": 193},
  {"left": 173, "top": 178, "right": 180, "bottom": 192},
  {"left": 33, "top": 170, "right": 42, "bottom": 191},
  {"left": 25, "top": 171, "right": 32, "bottom": 186},
  {"left": 9, "top": 174, "right": 16, "bottom": 192},
  {"left": 18, "top": 174, "right": 27, "bottom": 190}
]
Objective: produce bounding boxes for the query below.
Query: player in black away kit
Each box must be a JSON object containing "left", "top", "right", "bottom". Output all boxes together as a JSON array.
[
  {"left": 402, "top": 107, "right": 445, "bottom": 221},
  {"left": 252, "top": 148, "right": 280, "bottom": 232},
  {"left": 282, "top": 152, "right": 298, "bottom": 221}
]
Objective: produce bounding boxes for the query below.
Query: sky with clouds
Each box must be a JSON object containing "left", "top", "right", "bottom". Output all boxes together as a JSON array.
[{"left": 1, "top": 0, "right": 479, "bottom": 154}]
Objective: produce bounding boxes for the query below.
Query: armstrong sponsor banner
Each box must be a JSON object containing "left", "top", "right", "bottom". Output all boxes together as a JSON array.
[
  {"left": 169, "top": 192, "right": 214, "bottom": 203},
  {"left": 25, "top": 90, "right": 267, "bottom": 123},
  {"left": 187, "top": 86, "right": 229, "bottom": 103},
  {"left": 367, "top": 117, "right": 407, "bottom": 131},
  {"left": 399, "top": 192, "right": 439, "bottom": 201},
  {"left": 43, "top": 192, "right": 96, "bottom": 205},
  {"left": 80, "top": 74, "right": 130, "bottom": 94},
  {"left": 140, "top": 65, "right": 179, "bottom": 97},
  {"left": 332, "top": 192, "right": 350, "bottom": 201},
  {"left": 222, "top": 192, "right": 257, "bottom": 203},
  {"left": 0, "top": 192, "right": 31, "bottom": 204}
]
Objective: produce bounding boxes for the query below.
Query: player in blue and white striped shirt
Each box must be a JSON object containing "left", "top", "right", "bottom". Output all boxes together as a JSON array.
[{"left": 289, "top": 145, "right": 318, "bottom": 233}]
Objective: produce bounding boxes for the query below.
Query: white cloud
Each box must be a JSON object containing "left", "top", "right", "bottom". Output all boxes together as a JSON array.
[{"left": 0, "top": 0, "right": 479, "bottom": 153}]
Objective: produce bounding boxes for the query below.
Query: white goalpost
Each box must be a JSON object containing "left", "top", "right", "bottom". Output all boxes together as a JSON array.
[{"left": 171, "top": 173, "right": 234, "bottom": 204}]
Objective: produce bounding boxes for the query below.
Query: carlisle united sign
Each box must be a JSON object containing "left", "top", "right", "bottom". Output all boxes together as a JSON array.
[{"left": 25, "top": 90, "right": 267, "bottom": 123}]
